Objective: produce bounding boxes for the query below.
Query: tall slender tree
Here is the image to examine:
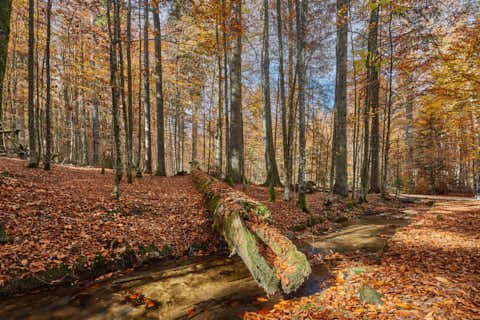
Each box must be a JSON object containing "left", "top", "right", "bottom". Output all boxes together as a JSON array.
[
  {"left": 262, "top": 0, "right": 282, "bottom": 189},
  {"left": 27, "top": 0, "right": 37, "bottom": 168},
  {"left": 369, "top": 1, "right": 381, "bottom": 193},
  {"left": 296, "top": 0, "right": 307, "bottom": 211},
  {"left": 143, "top": 0, "right": 152, "bottom": 173},
  {"left": 108, "top": 0, "right": 122, "bottom": 199},
  {"left": 229, "top": 0, "right": 244, "bottom": 184},
  {"left": 0, "top": 0, "right": 13, "bottom": 145},
  {"left": 276, "top": 0, "right": 289, "bottom": 199},
  {"left": 136, "top": 2, "right": 143, "bottom": 177},
  {"left": 222, "top": 0, "right": 230, "bottom": 179},
  {"left": 126, "top": 0, "right": 134, "bottom": 182},
  {"left": 153, "top": 3, "right": 166, "bottom": 176},
  {"left": 360, "top": 0, "right": 379, "bottom": 201},
  {"left": 44, "top": 0, "right": 52, "bottom": 170},
  {"left": 214, "top": 14, "right": 223, "bottom": 176},
  {"left": 333, "top": 0, "right": 349, "bottom": 196},
  {"left": 381, "top": 4, "right": 394, "bottom": 196}
]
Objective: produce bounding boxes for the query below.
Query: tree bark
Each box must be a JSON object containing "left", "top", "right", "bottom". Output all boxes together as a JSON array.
[
  {"left": 296, "top": 0, "right": 307, "bottom": 211},
  {"left": 382, "top": 5, "right": 394, "bottom": 196},
  {"left": 136, "top": 3, "right": 142, "bottom": 176},
  {"left": 44, "top": 0, "right": 52, "bottom": 170},
  {"left": 126, "top": 0, "right": 134, "bottom": 181},
  {"left": 262, "top": 0, "right": 282, "bottom": 188},
  {"left": 153, "top": 5, "right": 166, "bottom": 176},
  {"left": 108, "top": 0, "right": 122, "bottom": 199},
  {"left": 333, "top": 0, "right": 349, "bottom": 197},
  {"left": 360, "top": 0, "right": 379, "bottom": 202},
  {"left": 143, "top": 1, "right": 152, "bottom": 174},
  {"left": 192, "top": 170, "right": 311, "bottom": 295},
  {"left": 369, "top": 1, "right": 381, "bottom": 194},
  {"left": 214, "top": 17, "right": 223, "bottom": 176},
  {"left": 92, "top": 96, "right": 99, "bottom": 165},
  {"left": 27, "top": 0, "right": 37, "bottom": 168},
  {"left": 276, "top": 0, "right": 289, "bottom": 197},
  {"left": 229, "top": 0, "right": 244, "bottom": 184},
  {"left": 0, "top": 0, "right": 12, "bottom": 151},
  {"left": 223, "top": 0, "right": 230, "bottom": 180}
]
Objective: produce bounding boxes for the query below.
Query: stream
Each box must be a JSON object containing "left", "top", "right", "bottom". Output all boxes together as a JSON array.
[{"left": 0, "top": 213, "right": 410, "bottom": 320}]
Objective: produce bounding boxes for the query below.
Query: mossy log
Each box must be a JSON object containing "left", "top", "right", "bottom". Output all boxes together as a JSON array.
[{"left": 192, "top": 170, "right": 311, "bottom": 295}]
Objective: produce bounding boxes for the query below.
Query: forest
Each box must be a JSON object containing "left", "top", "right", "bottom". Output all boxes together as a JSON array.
[{"left": 0, "top": 0, "right": 479, "bottom": 319}]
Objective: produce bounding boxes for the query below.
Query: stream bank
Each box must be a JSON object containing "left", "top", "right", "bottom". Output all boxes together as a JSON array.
[{"left": 0, "top": 209, "right": 413, "bottom": 320}]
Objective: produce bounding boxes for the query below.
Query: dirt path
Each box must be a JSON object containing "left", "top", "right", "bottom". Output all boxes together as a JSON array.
[{"left": 396, "top": 193, "right": 477, "bottom": 202}]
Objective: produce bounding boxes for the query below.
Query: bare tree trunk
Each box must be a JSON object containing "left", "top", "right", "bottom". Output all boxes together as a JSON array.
[
  {"left": 262, "top": 0, "right": 282, "bottom": 189},
  {"left": 369, "top": 1, "right": 381, "bottom": 194},
  {"left": 0, "top": 0, "right": 12, "bottom": 151},
  {"left": 296, "top": 0, "right": 307, "bottom": 211},
  {"left": 276, "top": 0, "right": 289, "bottom": 195},
  {"left": 382, "top": 5, "right": 394, "bottom": 197},
  {"left": 136, "top": 2, "right": 142, "bottom": 176},
  {"left": 81, "top": 94, "right": 87, "bottom": 165},
  {"left": 153, "top": 5, "right": 166, "bottom": 176},
  {"left": 214, "top": 18, "right": 223, "bottom": 175},
  {"left": 327, "top": 113, "right": 336, "bottom": 204},
  {"left": 222, "top": 0, "right": 230, "bottom": 179},
  {"left": 92, "top": 96, "right": 99, "bottom": 165},
  {"left": 143, "top": 1, "right": 152, "bottom": 174},
  {"left": 350, "top": 11, "right": 359, "bottom": 200},
  {"left": 360, "top": 0, "right": 379, "bottom": 202},
  {"left": 44, "top": 0, "right": 52, "bottom": 170},
  {"left": 192, "top": 106, "right": 198, "bottom": 168},
  {"left": 108, "top": 0, "right": 122, "bottom": 199},
  {"left": 125, "top": 0, "right": 134, "bottom": 181},
  {"left": 27, "top": 0, "right": 37, "bottom": 168},
  {"left": 333, "top": 0, "right": 349, "bottom": 197},
  {"left": 229, "top": 0, "right": 244, "bottom": 184},
  {"left": 405, "top": 74, "right": 414, "bottom": 190}
]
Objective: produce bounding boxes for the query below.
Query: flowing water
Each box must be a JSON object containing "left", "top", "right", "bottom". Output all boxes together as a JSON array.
[{"left": 0, "top": 214, "right": 409, "bottom": 320}]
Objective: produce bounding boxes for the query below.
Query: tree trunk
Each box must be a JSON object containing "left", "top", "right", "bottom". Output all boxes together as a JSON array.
[
  {"left": 214, "top": 18, "right": 223, "bottom": 176},
  {"left": 192, "top": 106, "right": 198, "bottom": 168},
  {"left": 262, "top": 0, "right": 282, "bottom": 188},
  {"left": 296, "top": 0, "right": 307, "bottom": 211},
  {"left": 126, "top": 0, "right": 134, "bottom": 182},
  {"left": 405, "top": 74, "right": 414, "bottom": 190},
  {"left": 153, "top": 6, "right": 166, "bottom": 176},
  {"left": 350, "top": 13, "right": 359, "bottom": 200},
  {"left": 27, "top": 0, "right": 37, "bottom": 168},
  {"left": 44, "top": 0, "right": 52, "bottom": 170},
  {"left": 92, "top": 96, "right": 99, "bottom": 165},
  {"left": 229, "top": 0, "right": 244, "bottom": 184},
  {"left": 109, "top": 0, "right": 122, "bottom": 199},
  {"left": 360, "top": 0, "right": 379, "bottom": 202},
  {"left": 276, "top": 0, "right": 289, "bottom": 196},
  {"left": 143, "top": 1, "right": 152, "bottom": 174},
  {"left": 136, "top": 2, "right": 142, "bottom": 176},
  {"left": 223, "top": 0, "right": 230, "bottom": 179},
  {"left": 192, "top": 170, "right": 311, "bottom": 295},
  {"left": 333, "top": 0, "right": 349, "bottom": 197},
  {"left": 382, "top": 5, "right": 394, "bottom": 197},
  {"left": 369, "top": 1, "right": 381, "bottom": 194},
  {"left": 0, "top": 0, "right": 12, "bottom": 150}
]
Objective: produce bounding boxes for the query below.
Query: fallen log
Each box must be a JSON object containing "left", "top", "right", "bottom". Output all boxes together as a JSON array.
[{"left": 192, "top": 170, "right": 311, "bottom": 295}]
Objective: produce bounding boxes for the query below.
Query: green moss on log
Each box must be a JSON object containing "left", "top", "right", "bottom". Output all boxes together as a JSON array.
[{"left": 192, "top": 170, "right": 311, "bottom": 295}]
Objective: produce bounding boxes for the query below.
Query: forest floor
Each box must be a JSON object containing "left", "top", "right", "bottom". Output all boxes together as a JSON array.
[
  {"left": 0, "top": 156, "right": 413, "bottom": 296},
  {"left": 244, "top": 199, "right": 480, "bottom": 320},
  {"left": 2, "top": 157, "right": 478, "bottom": 320},
  {"left": 0, "top": 157, "right": 219, "bottom": 294}
]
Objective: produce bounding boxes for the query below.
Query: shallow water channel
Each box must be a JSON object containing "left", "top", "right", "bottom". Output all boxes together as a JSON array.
[{"left": 0, "top": 214, "right": 409, "bottom": 320}]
